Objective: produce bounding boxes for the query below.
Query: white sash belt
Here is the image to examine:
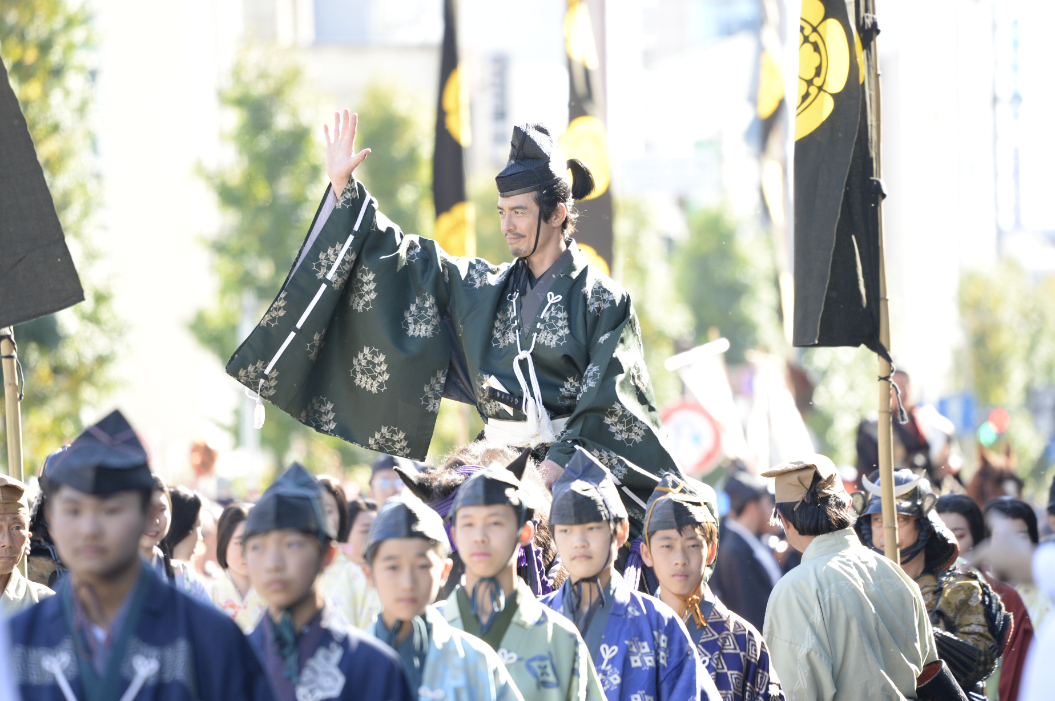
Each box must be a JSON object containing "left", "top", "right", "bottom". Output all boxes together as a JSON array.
[{"left": 484, "top": 416, "right": 570, "bottom": 449}]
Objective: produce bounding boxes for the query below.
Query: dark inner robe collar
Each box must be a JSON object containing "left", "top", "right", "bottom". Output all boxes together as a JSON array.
[{"left": 520, "top": 244, "right": 576, "bottom": 336}]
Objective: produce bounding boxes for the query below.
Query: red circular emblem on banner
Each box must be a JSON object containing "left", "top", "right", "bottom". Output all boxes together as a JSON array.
[{"left": 661, "top": 401, "right": 723, "bottom": 477}]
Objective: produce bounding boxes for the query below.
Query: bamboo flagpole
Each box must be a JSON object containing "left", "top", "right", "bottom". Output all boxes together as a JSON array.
[
  {"left": 868, "top": 3, "right": 900, "bottom": 564},
  {"left": 0, "top": 327, "right": 23, "bottom": 483}
]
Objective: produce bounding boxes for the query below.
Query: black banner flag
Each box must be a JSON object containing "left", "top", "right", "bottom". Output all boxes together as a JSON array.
[
  {"left": 792, "top": 0, "right": 885, "bottom": 356},
  {"left": 561, "top": 0, "right": 613, "bottom": 273},
  {"left": 433, "top": 0, "right": 474, "bottom": 257},
  {"left": 0, "top": 57, "right": 83, "bottom": 328}
]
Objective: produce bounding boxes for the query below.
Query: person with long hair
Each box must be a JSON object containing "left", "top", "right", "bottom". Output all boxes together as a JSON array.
[
  {"left": 139, "top": 476, "right": 211, "bottom": 603},
  {"left": 210, "top": 502, "right": 266, "bottom": 633},
  {"left": 316, "top": 475, "right": 381, "bottom": 630}
]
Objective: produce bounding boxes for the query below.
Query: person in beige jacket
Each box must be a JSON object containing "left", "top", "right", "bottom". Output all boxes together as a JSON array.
[
  {"left": 761, "top": 455, "right": 939, "bottom": 700},
  {"left": 0, "top": 473, "right": 53, "bottom": 616}
]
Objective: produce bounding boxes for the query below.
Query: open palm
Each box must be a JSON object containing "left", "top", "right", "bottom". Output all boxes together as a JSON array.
[{"left": 324, "top": 109, "right": 371, "bottom": 196}]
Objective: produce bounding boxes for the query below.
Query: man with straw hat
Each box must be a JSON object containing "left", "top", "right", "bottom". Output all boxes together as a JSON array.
[{"left": 761, "top": 454, "right": 963, "bottom": 700}]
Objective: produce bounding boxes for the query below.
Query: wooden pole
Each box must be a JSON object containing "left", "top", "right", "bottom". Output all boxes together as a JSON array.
[
  {"left": 1, "top": 328, "right": 23, "bottom": 483},
  {"left": 868, "top": 5, "right": 899, "bottom": 564},
  {"left": 1, "top": 328, "right": 28, "bottom": 579}
]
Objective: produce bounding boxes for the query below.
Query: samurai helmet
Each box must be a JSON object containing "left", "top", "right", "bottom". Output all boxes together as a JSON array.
[{"left": 852, "top": 469, "right": 936, "bottom": 519}]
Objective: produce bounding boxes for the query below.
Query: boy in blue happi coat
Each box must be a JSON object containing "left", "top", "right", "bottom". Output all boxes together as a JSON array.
[
  {"left": 541, "top": 449, "right": 719, "bottom": 701},
  {"left": 8, "top": 410, "right": 275, "bottom": 701},
  {"left": 362, "top": 491, "right": 523, "bottom": 701},
  {"left": 639, "top": 474, "right": 783, "bottom": 701},
  {"left": 436, "top": 450, "right": 605, "bottom": 701},
  {"left": 244, "top": 462, "right": 413, "bottom": 701}
]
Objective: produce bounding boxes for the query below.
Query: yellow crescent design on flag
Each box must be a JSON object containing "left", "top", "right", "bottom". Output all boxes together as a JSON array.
[
  {"left": 576, "top": 243, "right": 610, "bottom": 276},
  {"left": 796, "top": 0, "right": 851, "bottom": 140},
  {"left": 564, "top": 0, "right": 599, "bottom": 69},
  {"left": 560, "top": 115, "right": 610, "bottom": 200},
  {"left": 435, "top": 201, "right": 475, "bottom": 257},
  {"left": 442, "top": 65, "right": 471, "bottom": 147}
]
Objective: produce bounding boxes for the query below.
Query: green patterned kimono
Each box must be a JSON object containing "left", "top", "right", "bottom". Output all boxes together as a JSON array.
[{"left": 226, "top": 179, "right": 683, "bottom": 536}]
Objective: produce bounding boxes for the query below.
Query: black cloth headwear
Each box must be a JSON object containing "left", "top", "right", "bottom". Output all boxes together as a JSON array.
[
  {"left": 244, "top": 462, "right": 335, "bottom": 542},
  {"left": 495, "top": 124, "right": 566, "bottom": 197},
  {"left": 46, "top": 409, "right": 154, "bottom": 496},
  {"left": 449, "top": 458, "right": 534, "bottom": 526},
  {"left": 550, "top": 447, "right": 628, "bottom": 526},
  {"left": 372, "top": 453, "right": 419, "bottom": 477},
  {"left": 643, "top": 473, "right": 720, "bottom": 583},
  {"left": 365, "top": 493, "right": 450, "bottom": 562}
]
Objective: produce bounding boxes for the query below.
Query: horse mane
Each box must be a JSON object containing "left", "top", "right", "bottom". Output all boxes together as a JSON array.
[{"left": 967, "top": 443, "right": 1022, "bottom": 507}]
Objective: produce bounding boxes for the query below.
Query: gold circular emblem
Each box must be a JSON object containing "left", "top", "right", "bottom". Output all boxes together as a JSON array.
[{"left": 796, "top": 0, "right": 851, "bottom": 140}]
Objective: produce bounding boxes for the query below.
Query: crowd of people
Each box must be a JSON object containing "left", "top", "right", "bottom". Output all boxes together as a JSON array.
[
  {"left": 0, "top": 406, "right": 1051, "bottom": 701},
  {"left": 1, "top": 115, "right": 1052, "bottom": 701}
]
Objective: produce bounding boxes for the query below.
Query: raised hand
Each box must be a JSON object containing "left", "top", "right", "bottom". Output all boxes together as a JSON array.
[{"left": 323, "top": 109, "right": 371, "bottom": 198}]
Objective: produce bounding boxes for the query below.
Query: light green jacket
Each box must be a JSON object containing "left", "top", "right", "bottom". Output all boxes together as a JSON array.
[
  {"left": 763, "top": 528, "right": 938, "bottom": 701},
  {"left": 0, "top": 567, "right": 52, "bottom": 617},
  {"left": 438, "top": 579, "right": 605, "bottom": 701}
]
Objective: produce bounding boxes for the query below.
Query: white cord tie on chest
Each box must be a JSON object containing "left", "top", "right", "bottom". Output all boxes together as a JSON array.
[
  {"left": 509, "top": 295, "right": 557, "bottom": 447},
  {"left": 41, "top": 652, "right": 77, "bottom": 701}
]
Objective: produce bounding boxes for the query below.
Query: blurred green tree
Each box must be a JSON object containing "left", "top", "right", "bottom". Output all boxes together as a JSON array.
[
  {"left": 1, "top": 0, "right": 123, "bottom": 475},
  {"left": 612, "top": 199, "right": 694, "bottom": 408},
  {"left": 801, "top": 345, "right": 877, "bottom": 466},
  {"left": 957, "top": 259, "right": 1055, "bottom": 491},
  {"left": 674, "top": 209, "right": 783, "bottom": 365}
]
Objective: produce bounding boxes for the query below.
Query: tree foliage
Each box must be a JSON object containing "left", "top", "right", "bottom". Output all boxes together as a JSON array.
[
  {"left": 1, "top": 0, "right": 122, "bottom": 475},
  {"left": 674, "top": 209, "right": 783, "bottom": 365},
  {"left": 957, "top": 259, "right": 1055, "bottom": 489}
]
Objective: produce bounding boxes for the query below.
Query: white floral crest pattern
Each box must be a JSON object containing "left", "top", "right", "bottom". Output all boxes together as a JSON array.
[
  {"left": 307, "top": 330, "right": 326, "bottom": 361},
  {"left": 651, "top": 630, "right": 669, "bottom": 668},
  {"left": 300, "top": 396, "right": 337, "bottom": 434},
  {"left": 349, "top": 265, "right": 377, "bottom": 312},
  {"left": 558, "top": 377, "right": 581, "bottom": 406},
  {"left": 402, "top": 294, "right": 439, "bottom": 338},
  {"left": 368, "top": 426, "right": 409, "bottom": 455},
  {"left": 577, "top": 364, "right": 602, "bottom": 400},
  {"left": 592, "top": 447, "right": 627, "bottom": 479},
  {"left": 237, "top": 360, "right": 279, "bottom": 398},
  {"left": 335, "top": 179, "right": 357, "bottom": 209},
  {"left": 467, "top": 260, "right": 496, "bottom": 288},
  {"left": 584, "top": 281, "right": 616, "bottom": 316},
  {"left": 536, "top": 303, "right": 569, "bottom": 348},
  {"left": 420, "top": 370, "right": 447, "bottom": 413},
  {"left": 260, "top": 292, "right": 287, "bottom": 328},
  {"left": 627, "top": 638, "right": 655, "bottom": 669},
  {"left": 296, "top": 641, "right": 346, "bottom": 701},
  {"left": 491, "top": 299, "right": 518, "bottom": 348},
  {"left": 605, "top": 404, "right": 648, "bottom": 446},
  {"left": 351, "top": 346, "right": 390, "bottom": 393},
  {"left": 598, "top": 331, "right": 614, "bottom": 345},
  {"left": 312, "top": 245, "right": 356, "bottom": 291}
]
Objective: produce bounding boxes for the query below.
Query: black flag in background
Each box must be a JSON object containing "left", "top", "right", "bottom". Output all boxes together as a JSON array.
[
  {"left": 433, "top": 0, "right": 474, "bottom": 257},
  {"left": 792, "top": 0, "right": 885, "bottom": 357},
  {"left": 0, "top": 57, "right": 83, "bottom": 328},
  {"left": 561, "top": 0, "right": 613, "bottom": 273}
]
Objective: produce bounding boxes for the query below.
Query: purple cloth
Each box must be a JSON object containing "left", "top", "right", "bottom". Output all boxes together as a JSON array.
[
  {"left": 623, "top": 537, "right": 659, "bottom": 595},
  {"left": 431, "top": 464, "right": 488, "bottom": 551}
]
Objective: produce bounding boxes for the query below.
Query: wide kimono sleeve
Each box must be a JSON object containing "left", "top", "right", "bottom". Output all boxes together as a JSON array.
[
  {"left": 763, "top": 581, "right": 836, "bottom": 701},
  {"left": 226, "top": 178, "right": 488, "bottom": 459},
  {"left": 544, "top": 278, "right": 683, "bottom": 534}
]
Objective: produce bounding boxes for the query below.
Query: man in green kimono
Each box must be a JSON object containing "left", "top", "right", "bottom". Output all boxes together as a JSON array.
[{"left": 226, "top": 111, "right": 683, "bottom": 537}]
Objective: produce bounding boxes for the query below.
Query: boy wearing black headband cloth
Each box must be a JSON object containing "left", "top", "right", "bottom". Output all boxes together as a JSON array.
[
  {"left": 438, "top": 451, "right": 604, "bottom": 701},
  {"left": 362, "top": 493, "right": 522, "bottom": 701},
  {"left": 542, "top": 450, "right": 715, "bottom": 701},
  {"left": 228, "top": 113, "right": 688, "bottom": 542},
  {"left": 243, "top": 463, "right": 411, "bottom": 701},
  {"left": 639, "top": 473, "right": 782, "bottom": 701},
  {"left": 9, "top": 410, "right": 274, "bottom": 701}
]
